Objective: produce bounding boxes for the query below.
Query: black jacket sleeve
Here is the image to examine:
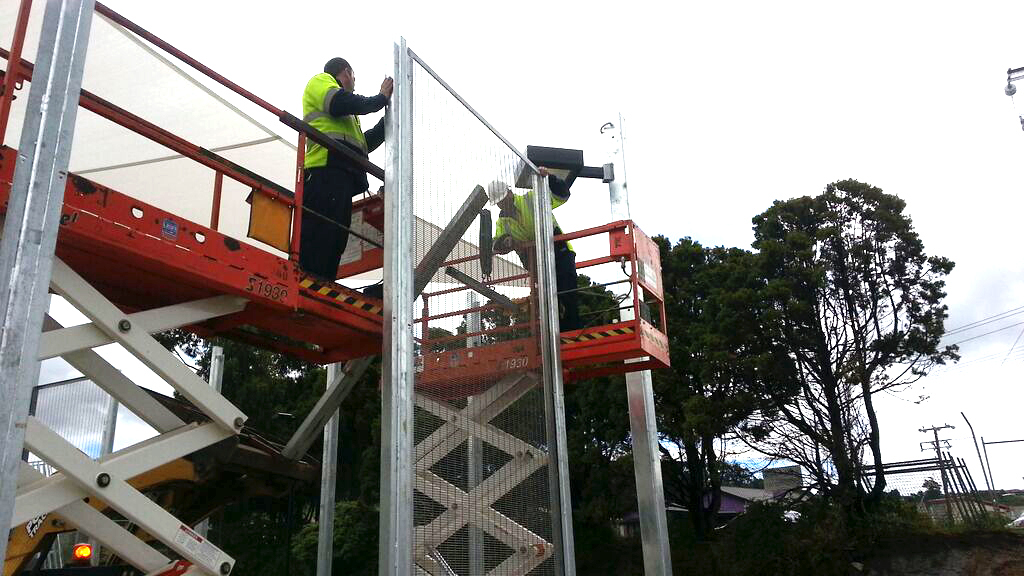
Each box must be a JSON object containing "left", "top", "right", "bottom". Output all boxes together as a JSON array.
[
  {"left": 548, "top": 174, "right": 570, "bottom": 201},
  {"left": 328, "top": 90, "right": 387, "bottom": 117},
  {"left": 364, "top": 115, "right": 386, "bottom": 153}
]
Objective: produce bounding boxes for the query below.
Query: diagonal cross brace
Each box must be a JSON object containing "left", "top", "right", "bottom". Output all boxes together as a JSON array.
[
  {"left": 282, "top": 356, "right": 375, "bottom": 460},
  {"left": 414, "top": 374, "right": 534, "bottom": 469},
  {"left": 49, "top": 258, "right": 246, "bottom": 432},
  {"left": 22, "top": 418, "right": 236, "bottom": 575},
  {"left": 42, "top": 312, "right": 185, "bottom": 434},
  {"left": 416, "top": 394, "right": 538, "bottom": 466},
  {"left": 14, "top": 421, "right": 231, "bottom": 526},
  {"left": 17, "top": 463, "right": 172, "bottom": 573},
  {"left": 444, "top": 267, "right": 517, "bottom": 312},
  {"left": 39, "top": 295, "right": 247, "bottom": 360},
  {"left": 412, "top": 375, "right": 552, "bottom": 576},
  {"left": 415, "top": 456, "right": 549, "bottom": 549},
  {"left": 413, "top": 185, "right": 488, "bottom": 298},
  {"left": 416, "top": 451, "right": 548, "bottom": 554}
]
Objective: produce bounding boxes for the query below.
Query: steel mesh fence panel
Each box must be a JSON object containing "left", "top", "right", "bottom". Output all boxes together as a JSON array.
[
  {"left": 30, "top": 377, "right": 114, "bottom": 462},
  {"left": 865, "top": 458, "right": 992, "bottom": 525},
  {"left": 406, "top": 52, "right": 558, "bottom": 576}
]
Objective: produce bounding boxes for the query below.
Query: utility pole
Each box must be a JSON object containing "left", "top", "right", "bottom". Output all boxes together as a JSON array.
[{"left": 920, "top": 424, "right": 955, "bottom": 521}]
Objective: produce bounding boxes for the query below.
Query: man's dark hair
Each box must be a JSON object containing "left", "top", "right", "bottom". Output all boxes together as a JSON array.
[{"left": 324, "top": 57, "right": 351, "bottom": 77}]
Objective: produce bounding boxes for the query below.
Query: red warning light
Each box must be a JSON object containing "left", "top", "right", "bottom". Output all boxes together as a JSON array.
[{"left": 72, "top": 543, "right": 93, "bottom": 563}]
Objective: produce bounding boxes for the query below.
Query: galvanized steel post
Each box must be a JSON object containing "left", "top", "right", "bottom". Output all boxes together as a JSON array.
[
  {"left": 379, "top": 37, "right": 415, "bottom": 576},
  {"left": 466, "top": 291, "right": 484, "bottom": 576},
  {"left": 534, "top": 173, "right": 577, "bottom": 575},
  {"left": 0, "top": 0, "right": 96, "bottom": 563},
  {"left": 316, "top": 362, "right": 341, "bottom": 576},
  {"left": 606, "top": 114, "right": 673, "bottom": 575},
  {"left": 195, "top": 344, "right": 225, "bottom": 538}
]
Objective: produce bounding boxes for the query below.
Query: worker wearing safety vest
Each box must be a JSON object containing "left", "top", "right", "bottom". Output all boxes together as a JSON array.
[
  {"left": 488, "top": 168, "right": 580, "bottom": 331},
  {"left": 299, "top": 57, "right": 393, "bottom": 280}
]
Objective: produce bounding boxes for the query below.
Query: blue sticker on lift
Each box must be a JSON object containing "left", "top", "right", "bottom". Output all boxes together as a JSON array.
[{"left": 161, "top": 218, "right": 178, "bottom": 240}]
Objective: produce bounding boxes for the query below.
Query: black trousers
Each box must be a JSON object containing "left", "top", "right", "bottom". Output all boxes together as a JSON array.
[
  {"left": 516, "top": 243, "right": 580, "bottom": 331},
  {"left": 299, "top": 167, "right": 360, "bottom": 279},
  {"left": 554, "top": 244, "right": 580, "bottom": 331}
]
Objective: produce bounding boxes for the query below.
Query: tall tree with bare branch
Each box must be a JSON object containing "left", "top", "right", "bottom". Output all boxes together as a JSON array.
[{"left": 747, "top": 179, "right": 957, "bottom": 507}]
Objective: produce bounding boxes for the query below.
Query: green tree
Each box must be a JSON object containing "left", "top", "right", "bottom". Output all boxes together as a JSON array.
[
  {"left": 291, "top": 500, "right": 379, "bottom": 576},
  {"left": 653, "top": 236, "right": 794, "bottom": 539},
  {"left": 922, "top": 478, "right": 942, "bottom": 500},
  {"left": 749, "top": 179, "right": 957, "bottom": 508}
]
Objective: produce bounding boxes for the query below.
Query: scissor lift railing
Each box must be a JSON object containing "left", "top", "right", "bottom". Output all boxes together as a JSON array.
[{"left": 417, "top": 218, "right": 669, "bottom": 395}]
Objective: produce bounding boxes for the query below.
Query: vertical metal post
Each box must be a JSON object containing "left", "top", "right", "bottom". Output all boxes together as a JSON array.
[
  {"left": 209, "top": 345, "right": 225, "bottom": 393},
  {"left": 210, "top": 172, "right": 224, "bottom": 230},
  {"left": 982, "top": 437, "right": 996, "bottom": 492},
  {"left": 606, "top": 113, "right": 631, "bottom": 222},
  {"left": 99, "top": 396, "right": 119, "bottom": 457},
  {"left": 195, "top": 345, "right": 224, "bottom": 538},
  {"left": 625, "top": 370, "right": 673, "bottom": 571},
  {"left": 533, "top": 173, "right": 577, "bottom": 576},
  {"left": 290, "top": 132, "right": 306, "bottom": 262},
  {"left": 466, "top": 292, "right": 483, "bottom": 576},
  {"left": 379, "top": 37, "right": 414, "bottom": 576},
  {"left": 0, "top": 0, "right": 95, "bottom": 564},
  {"left": 316, "top": 363, "right": 341, "bottom": 576},
  {"left": 605, "top": 114, "right": 673, "bottom": 575},
  {"left": 961, "top": 412, "right": 991, "bottom": 491},
  {"left": 92, "top": 393, "right": 119, "bottom": 564}
]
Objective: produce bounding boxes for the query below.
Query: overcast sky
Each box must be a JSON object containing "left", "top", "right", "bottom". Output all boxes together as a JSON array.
[{"left": 18, "top": 1, "right": 1024, "bottom": 490}]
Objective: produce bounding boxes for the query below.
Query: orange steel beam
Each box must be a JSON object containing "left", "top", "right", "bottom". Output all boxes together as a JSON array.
[{"left": 0, "top": 0, "right": 32, "bottom": 144}]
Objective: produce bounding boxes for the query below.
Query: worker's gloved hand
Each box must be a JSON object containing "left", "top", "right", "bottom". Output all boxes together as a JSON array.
[
  {"left": 380, "top": 77, "right": 394, "bottom": 99},
  {"left": 493, "top": 235, "right": 514, "bottom": 255}
]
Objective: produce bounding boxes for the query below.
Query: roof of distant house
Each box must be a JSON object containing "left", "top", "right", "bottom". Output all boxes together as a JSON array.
[{"left": 721, "top": 486, "right": 774, "bottom": 502}]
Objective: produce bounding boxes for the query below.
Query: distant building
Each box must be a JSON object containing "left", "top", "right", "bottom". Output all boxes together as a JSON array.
[
  {"left": 615, "top": 487, "right": 777, "bottom": 537},
  {"left": 717, "top": 486, "right": 776, "bottom": 516}
]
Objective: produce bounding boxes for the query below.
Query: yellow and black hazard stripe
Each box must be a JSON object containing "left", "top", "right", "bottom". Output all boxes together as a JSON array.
[
  {"left": 299, "top": 277, "right": 383, "bottom": 316},
  {"left": 561, "top": 326, "right": 634, "bottom": 345}
]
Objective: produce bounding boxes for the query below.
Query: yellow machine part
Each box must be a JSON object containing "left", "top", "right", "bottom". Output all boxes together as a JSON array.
[{"left": 4, "top": 459, "right": 197, "bottom": 576}]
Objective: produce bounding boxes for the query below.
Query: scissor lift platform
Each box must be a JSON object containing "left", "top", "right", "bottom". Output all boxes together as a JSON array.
[
  {"left": 0, "top": 146, "right": 382, "bottom": 365},
  {"left": 416, "top": 220, "right": 670, "bottom": 396}
]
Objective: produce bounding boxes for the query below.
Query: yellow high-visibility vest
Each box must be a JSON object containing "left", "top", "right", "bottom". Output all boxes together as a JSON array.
[
  {"left": 301, "top": 73, "right": 367, "bottom": 169},
  {"left": 495, "top": 190, "right": 573, "bottom": 252}
]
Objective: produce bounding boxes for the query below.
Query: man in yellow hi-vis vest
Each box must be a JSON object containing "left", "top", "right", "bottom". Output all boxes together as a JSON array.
[
  {"left": 489, "top": 168, "right": 580, "bottom": 331},
  {"left": 300, "top": 57, "right": 393, "bottom": 280}
]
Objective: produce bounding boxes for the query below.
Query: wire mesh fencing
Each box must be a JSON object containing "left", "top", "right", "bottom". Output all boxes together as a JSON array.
[
  {"left": 866, "top": 455, "right": 1006, "bottom": 525},
  {"left": 402, "top": 47, "right": 561, "bottom": 576},
  {"left": 28, "top": 376, "right": 116, "bottom": 466}
]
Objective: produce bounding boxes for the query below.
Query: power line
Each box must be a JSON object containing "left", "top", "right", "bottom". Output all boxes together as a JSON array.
[
  {"left": 946, "top": 321, "right": 1024, "bottom": 347},
  {"left": 944, "top": 310, "right": 1024, "bottom": 338},
  {"left": 944, "top": 304, "right": 1024, "bottom": 335}
]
